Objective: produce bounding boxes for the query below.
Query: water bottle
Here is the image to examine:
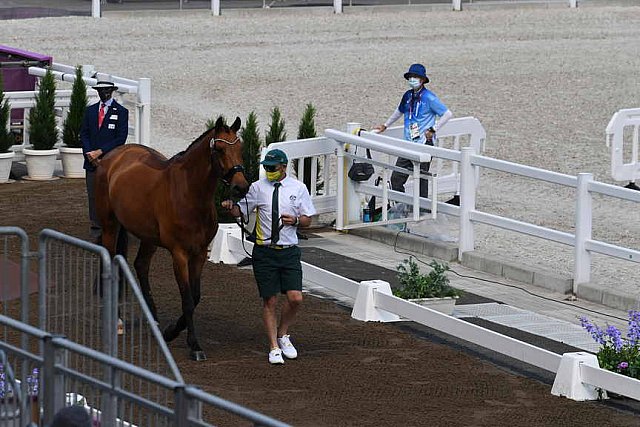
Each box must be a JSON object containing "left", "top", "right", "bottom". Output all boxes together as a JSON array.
[{"left": 363, "top": 208, "right": 371, "bottom": 223}]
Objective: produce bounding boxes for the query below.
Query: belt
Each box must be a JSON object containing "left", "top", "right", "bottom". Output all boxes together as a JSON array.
[{"left": 259, "top": 244, "right": 296, "bottom": 250}]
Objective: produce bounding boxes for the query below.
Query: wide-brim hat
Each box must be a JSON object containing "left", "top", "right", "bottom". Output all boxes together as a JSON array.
[
  {"left": 403, "top": 63, "right": 429, "bottom": 83},
  {"left": 91, "top": 81, "right": 119, "bottom": 91},
  {"left": 261, "top": 149, "right": 288, "bottom": 165}
]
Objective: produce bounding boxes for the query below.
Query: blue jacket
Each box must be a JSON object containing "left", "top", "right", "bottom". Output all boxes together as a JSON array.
[{"left": 80, "top": 100, "right": 129, "bottom": 171}]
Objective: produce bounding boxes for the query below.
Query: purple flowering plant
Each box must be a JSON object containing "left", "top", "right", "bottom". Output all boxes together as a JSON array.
[{"left": 580, "top": 310, "right": 640, "bottom": 379}]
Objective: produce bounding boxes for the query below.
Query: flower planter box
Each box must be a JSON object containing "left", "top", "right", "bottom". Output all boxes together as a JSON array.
[
  {"left": 0, "top": 151, "right": 15, "bottom": 183},
  {"left": 23, "top": 147, "right": 59, "bottom": 180},
  {"left": 59, "top": 146, "right": 85, "bottom": 178},
  {"left": 408, "top": 296, "right": 458, "bottom": 316}
]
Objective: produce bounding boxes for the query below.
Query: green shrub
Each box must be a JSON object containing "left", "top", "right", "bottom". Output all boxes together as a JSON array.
[
  {"left": 0, "top": 72, "right": 13, "bottom": 153},
  {"left": 28, "top": 69, "right": 58, "bottom": 150},
  {"left": 393, "top": 258, "right": 460, "bottom": 299},
  {"left": 296, "top": 103, "right": 321, "bottom": 193},
  {"left": 265, "top": 106, "right": 286, "bottom": 147},
  {"left": 241, "top": 111, "right": 261, "bottom": 184},
  {"left": 62, "top": 66, "right": 87, "bottom": 148}
]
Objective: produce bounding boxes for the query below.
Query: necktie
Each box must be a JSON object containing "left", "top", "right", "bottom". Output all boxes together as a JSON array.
[
  {"left": 271, "top": 182, "right": 281, "bottom": 245},
  {"left": 98, "top": 103, "right": 105, "bottom": 128}
]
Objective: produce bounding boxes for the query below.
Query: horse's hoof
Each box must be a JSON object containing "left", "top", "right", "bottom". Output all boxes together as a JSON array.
[{"left": 190, "top": 350, "right": 207, "bottom": 361}]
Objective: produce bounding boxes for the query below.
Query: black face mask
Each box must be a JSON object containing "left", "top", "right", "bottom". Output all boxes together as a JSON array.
[{"left": 97, "top": 89, "right": 113, "bottom": 103}]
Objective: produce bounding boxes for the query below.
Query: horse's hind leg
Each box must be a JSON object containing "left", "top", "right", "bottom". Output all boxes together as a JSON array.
[{"left": 134, "top": 241, "right": 159, "bottom": 321}]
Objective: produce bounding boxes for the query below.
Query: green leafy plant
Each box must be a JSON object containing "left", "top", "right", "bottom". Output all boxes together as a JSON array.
[
  {"left": 581, "top": 312, "right": 640, "bottom": 379},
  {"left": 62, "top": 66, "right": 87, "bottom": 148},
  {"left": 296, "top": 103, "right": 323, "bottom": 193},
  {"left": 393, "top": 258, "right": 460, "bottom": 299},
  {"left": 28, "top": 69, "right": 58, "bottom": 150},
  {"left": 241, "top": 111, "right": 261, "bottom": 184},
  {"left": 0, "top": 71, "right": 13, "bottom": 153},
  {"left": 265, "top": 106, "right": 286, "bottom": 147}
]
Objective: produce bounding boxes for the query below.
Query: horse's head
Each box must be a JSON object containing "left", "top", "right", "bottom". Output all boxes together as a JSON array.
[{"left": 211, "top": 116, "right": 250, "bottom": 200}]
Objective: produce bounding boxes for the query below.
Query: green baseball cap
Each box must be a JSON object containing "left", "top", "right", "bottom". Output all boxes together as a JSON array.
[{"left": 261, "top": 149, "right": 288, "bottom": 165}]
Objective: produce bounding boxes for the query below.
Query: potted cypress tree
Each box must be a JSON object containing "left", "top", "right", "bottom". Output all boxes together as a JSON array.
[
  {"left": 296, "top": 103, "right": 323, "bottom": 193},
  {"left": 23, "top": 69, "right": 59, "bottom": 180},
  {"left": 60, "top": 66, "right": 87, "bottom": 178},
  {"left": 265, "top": 106, "right": 286, "bottom": 147},
  {"left": 0, "top": 72, "right": 15, "bottom": 183}
]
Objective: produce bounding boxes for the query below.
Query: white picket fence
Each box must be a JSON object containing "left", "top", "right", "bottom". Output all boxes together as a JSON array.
[{"left": 4, "top": 62, "right": 150, "bottom": 161}]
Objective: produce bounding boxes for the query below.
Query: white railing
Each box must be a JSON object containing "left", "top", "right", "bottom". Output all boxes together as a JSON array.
[
  {"left": 606, "top": 108, "right": 640, "bottom": 183},
  {"left": 458, "top": 148, "right": 640, "bottom": 289},
  {"left": 266, "top": 119, "right": 639, "bottom": 293},
  {"left": 4, "top": 62, "right": 151, "bottom": 160},
  {"left": 265, "top": 117, "right": 484, "bottom": 230}
]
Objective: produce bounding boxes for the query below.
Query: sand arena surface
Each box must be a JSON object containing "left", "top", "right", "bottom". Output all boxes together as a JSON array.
[{"left": 2, "top": 5, "right": 639, "bottom": 293}]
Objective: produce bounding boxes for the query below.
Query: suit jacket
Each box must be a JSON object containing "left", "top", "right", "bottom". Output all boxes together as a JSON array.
[{"left": 80, "top": 100, "right": 129, "bottom": 171}]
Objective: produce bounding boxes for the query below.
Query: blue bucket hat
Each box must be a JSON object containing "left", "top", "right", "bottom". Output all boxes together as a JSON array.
[
  {"left": 261, "top": 149, "right": 288, "bottom": 166},
  {"left": 403, "top": 63, "right": 429, "bottom": 83}
]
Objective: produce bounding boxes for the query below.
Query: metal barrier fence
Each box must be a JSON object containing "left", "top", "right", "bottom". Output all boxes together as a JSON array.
[
  {"left": 0, "top": 313, "right": 289, "bottom": 426},
  {"left": 0, "top": 226, "right": 287, "bottom": 425}
]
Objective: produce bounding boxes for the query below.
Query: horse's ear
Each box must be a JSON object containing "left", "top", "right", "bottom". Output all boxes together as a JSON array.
[
  {"left": 214, "top": 116, "right": 225, "bottom": 131},
  {"left": 231, "top": 117, "right": 241, "bottom": 133}
]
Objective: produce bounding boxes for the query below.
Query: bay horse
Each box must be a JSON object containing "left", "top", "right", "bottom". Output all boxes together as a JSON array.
[{"left": 95, "top": 116, "right": 248, "bottom": 361}]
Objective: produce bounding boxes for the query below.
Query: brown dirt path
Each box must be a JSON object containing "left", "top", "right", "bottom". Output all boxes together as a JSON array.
[{"left": 1, "top": 178, "right": 638, "bottom": 426}]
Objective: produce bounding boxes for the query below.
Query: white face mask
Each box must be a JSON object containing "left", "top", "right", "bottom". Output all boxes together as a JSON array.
[{"left": 407, "top": 77, "right": 422, "bottom": 90}]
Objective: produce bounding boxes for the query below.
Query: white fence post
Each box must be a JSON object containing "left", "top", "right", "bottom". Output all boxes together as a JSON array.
[
  {"left": 212, "top": 0, "right": 220, "bottom": 16},
  {"left": 336, "top": 140, "right": 345, "bottom": 230},
  {"left": 458, "top": 147, "right": 476, "bottom": 260},
  {"left": 92, "top": 0, "right": 100, "bottom": 18},
  {"left": 574, "top": 173, "right": 593, "bottom": 291},
  {"left": 138, "top": 78, "right": 151, "bottom": 146},
  {"left": 452, "top": 0, "right": 462, "bottom": 11},
  {"left": 334, "top": 0, "right": 343, "bottom": 14},
  {"left": 569, "top": 0, "right": 578, "bottom": 8}
]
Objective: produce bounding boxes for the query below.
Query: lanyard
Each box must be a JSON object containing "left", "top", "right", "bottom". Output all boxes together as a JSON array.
[{"left": 408, "top": 89, "right": 422, "bottom": 120}]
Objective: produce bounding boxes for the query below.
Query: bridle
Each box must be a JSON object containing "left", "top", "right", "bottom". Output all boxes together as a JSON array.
[{"left": 210, "top": 136, "right": 245, "bottom": 185}]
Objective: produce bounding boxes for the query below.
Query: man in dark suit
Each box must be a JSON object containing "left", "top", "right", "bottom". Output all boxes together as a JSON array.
[{"left": 80, "top": 81, "right": 128, "bottom": 241}]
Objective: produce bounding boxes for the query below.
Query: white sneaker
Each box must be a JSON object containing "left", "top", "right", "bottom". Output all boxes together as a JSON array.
[
  {"left": 277, "top": 335, "right": 298, "bottom": 359},
  {"left": 268, "top": 348, "right": 284, "bottom": 365}
]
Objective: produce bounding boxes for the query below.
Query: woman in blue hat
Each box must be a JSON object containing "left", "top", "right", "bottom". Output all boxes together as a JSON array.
[{"left": 374, "top": 63, "right": 452, "bottom": 200}]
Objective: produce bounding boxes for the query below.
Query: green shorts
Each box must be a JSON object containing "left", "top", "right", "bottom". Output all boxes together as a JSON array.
[{"left": 252, "top": 245, "right": 302, "bottom": 299}]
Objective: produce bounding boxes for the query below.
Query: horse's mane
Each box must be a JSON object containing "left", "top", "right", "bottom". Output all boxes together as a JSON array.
[{"left": 172, "top": 124, "right": 232, "bottom": 160}]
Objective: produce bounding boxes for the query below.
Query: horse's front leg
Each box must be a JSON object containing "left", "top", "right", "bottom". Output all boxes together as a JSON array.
[
  {"left": 189, "top": 250, "right": 208, "bottom": 311},
  {"left": 164, "top": 250, "right": 205, "bottom": 361}
]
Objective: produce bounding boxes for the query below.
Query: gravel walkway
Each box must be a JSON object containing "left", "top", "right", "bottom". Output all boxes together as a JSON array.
[{"left": 2, "top": 4, "right": 639, "bottom": 301}]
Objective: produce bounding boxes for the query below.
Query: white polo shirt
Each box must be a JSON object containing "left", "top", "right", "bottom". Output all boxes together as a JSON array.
[{"left": 239, "top": 175, "right": 316, "bottom": 246}]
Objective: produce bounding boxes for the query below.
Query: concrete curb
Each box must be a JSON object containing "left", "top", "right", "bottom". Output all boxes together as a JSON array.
[
  {"left": 349, "top": 226, "right": 458, "bottom": 262},
  {"left": 351, "top": 226, "right": 574, "bottom": 295}
]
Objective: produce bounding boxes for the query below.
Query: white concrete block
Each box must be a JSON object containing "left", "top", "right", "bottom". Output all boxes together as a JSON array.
[
  {"left": 208, "top": 223, "right": 246, "bottom": 265},
  {"left": 351, "top": 280, "right": 401, "bottom": 323},
  {"left": 551, "top": 352, "right": 604, "bottom": 401}
]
